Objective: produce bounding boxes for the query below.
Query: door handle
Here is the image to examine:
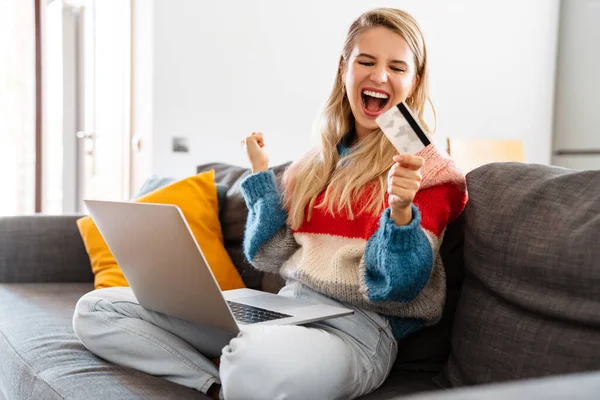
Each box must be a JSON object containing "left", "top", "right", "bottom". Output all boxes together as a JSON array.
[
  {"left": 76, "top": 131, "right": 96, "bottom": 175},
  {"left": 76, "top": 131, "right": 95, "bottom": 140}
]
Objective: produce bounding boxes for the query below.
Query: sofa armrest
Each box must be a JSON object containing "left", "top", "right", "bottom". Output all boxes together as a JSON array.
[{"left": 0, "top": 214, "right": 94, "bottom": 283}]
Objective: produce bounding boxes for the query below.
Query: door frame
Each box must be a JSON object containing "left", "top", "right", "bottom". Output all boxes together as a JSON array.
[
  {"left": 38, "top": 0, "right": 133, "bottom": 213},
  {"left": 75, "top": 0, "right": 132, "bottom": 212}
]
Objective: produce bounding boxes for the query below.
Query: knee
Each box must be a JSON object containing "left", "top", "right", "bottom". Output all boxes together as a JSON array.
[
  {"left": 220, "top": 325, "right": 352, "bottom": 400},
  {"left": 72, "top": 288, "right": 124, "bottom": 348},
  {"left": 72, "top": 290, "right": 100, "bottom": 343}
]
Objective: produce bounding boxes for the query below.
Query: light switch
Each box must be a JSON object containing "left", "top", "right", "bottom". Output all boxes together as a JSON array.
[{"left": 172, "top": 137, "right": 189, "bottom": 153}]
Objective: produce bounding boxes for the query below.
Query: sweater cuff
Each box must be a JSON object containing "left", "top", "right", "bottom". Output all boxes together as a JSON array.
[
  {"left": 240, "top": 170, "right": 280, "bottom": 207},
  {"left": 380, "top": 204, "right": 422, "bottom": 250}
]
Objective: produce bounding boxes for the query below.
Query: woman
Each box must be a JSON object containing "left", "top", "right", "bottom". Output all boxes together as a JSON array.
[{"left": 73, "top": 8, "right": 467, "bottom": 400}]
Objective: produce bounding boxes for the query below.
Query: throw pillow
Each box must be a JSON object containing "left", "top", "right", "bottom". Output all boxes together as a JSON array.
[
  {"left": 134, "top": 174, "right": 229, "bottom": 214},
  {"left": 442, "top": 162, "right": 600, "bottom": 386},
  {"left": 77, "top": 170, "right": 245, "bottom": 291}
]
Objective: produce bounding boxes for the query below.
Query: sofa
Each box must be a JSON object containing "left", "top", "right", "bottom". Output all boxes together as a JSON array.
[{"left": 1, "top": 161, "right": 599, "bottom": 400}]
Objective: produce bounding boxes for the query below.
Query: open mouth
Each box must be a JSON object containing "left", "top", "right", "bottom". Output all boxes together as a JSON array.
[{"left": 360, "top": 89, "right": 390, "bottom": 117}]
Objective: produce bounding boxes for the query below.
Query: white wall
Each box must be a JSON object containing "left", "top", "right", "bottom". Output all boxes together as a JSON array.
[{"left": 137, "top": 0, "right": 560, "bottom": 180}]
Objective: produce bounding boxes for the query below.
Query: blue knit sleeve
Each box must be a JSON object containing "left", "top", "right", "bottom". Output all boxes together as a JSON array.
[
  {"left": 239, "top": 170, "right": 288, "bottom": 262},
  {"left": 363, "top": 205, "right": 434, "bottom": 303}
]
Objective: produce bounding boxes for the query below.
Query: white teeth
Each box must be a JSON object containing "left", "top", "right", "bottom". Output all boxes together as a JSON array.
[{"left": 362, "top": 90, "right": 389, "bottom": 99}]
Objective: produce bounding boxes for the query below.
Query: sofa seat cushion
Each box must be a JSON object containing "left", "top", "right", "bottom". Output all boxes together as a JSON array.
[
  {"left": 360, "top": 369, "right": 440, "bottom": 399},
  {"left": 0, "top": 282, "right": 443, "bottom": 399},
  {"left": 0, "top": 283, "right": 208, "bottom": 400}
]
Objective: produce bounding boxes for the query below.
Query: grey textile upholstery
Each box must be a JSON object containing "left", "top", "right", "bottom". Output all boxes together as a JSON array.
[
  {"left": 443, "top": 163, "right": 600, "bottom": 386},
  {"left": 395, "top": 215, "right": 466, "bottom": 372},
  {"left": 0, "top": 282, "right": 438, "bottom": 399},
  {"left": 0, "top": 215, "right": 93, "bottom": 283},
  {"left": 0, "top": 283, "right": 209, "bottom": 399}
]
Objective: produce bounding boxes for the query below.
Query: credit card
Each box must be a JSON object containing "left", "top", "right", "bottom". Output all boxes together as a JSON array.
[{"left": 375, "top": 102, "right": 431, "bottom": 154}]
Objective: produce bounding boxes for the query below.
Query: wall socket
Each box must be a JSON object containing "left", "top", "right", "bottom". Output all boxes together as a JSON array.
[{"left": 172, "top": 137, "right": 189, "bottom": 153}]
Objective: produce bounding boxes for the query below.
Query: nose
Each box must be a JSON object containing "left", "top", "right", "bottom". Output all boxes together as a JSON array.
[{"left": 370, "top": 64, "right": 388, "bottom": 85}]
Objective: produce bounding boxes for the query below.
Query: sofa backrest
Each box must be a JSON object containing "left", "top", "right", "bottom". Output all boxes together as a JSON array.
[
  {"left": 443, "top": 162, "right": 600, "bottom": 386},
  {"left": 0, "top": 214, "right": 94, "bottom": 283}
]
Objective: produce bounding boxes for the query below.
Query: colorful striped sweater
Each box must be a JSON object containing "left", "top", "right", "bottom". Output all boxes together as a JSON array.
[{"left": 240, "top": 144, "right": 467, "bottom": 339}]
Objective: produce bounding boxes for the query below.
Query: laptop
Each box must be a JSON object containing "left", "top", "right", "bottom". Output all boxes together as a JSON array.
[{"left": 83, "top": 199, "right": 353, "bottom": 334}]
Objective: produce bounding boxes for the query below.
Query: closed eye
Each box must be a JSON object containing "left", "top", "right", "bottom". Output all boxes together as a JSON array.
[{"left": 358, "top": 60, "right": 405, "bottom": 73}]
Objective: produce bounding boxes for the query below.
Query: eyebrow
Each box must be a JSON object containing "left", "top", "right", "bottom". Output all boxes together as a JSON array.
[{"left": 356, "top": 53, "right": 409, "bottom": 67}]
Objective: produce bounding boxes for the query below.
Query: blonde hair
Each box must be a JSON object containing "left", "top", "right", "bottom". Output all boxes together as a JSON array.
[{"left": 284, "top": 8, "right": 433, "bottom": 229}]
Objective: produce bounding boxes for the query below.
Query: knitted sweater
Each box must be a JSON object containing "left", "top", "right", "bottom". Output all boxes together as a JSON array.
[{"left": 240, "top": 144, "right": 467, "bottom": 339}]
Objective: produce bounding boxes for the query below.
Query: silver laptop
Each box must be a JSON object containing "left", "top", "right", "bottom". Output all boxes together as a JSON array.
[{"left": 83, "top": 199, "right": 353, "bottom": 334}]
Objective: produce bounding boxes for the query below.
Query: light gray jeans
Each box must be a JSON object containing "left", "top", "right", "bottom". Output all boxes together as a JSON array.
[{"left": 72, "top": 282, "right": 398, "bottom": 400}]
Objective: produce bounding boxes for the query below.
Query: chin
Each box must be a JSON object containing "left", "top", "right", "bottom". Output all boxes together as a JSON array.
[{"left": 354, "top": 118, "right": 380, "bottom": 134}]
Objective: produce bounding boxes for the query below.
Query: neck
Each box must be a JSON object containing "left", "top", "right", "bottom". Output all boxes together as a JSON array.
[{"left": 355, "top": 126, "right": 369, "bottom": 142}]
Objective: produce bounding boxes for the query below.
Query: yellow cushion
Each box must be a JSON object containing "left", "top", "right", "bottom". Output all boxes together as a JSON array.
[{"left": 76, "top": 170, "right": 245, "bottom": 291}]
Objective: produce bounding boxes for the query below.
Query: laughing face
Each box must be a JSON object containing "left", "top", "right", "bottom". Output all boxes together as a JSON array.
[{"left": 342, "top": 26, "right": 420, "bottom": 140}]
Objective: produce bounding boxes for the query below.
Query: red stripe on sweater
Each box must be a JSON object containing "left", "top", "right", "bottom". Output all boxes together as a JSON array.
[
  {"left": 413, "top": 183, "right": 468, "bottom": 237},
  {"left": 293, "top": 182, "right": 467, "bottom": 240},
  {"left": 293, "top": 188, "right": 383, "bottom": 240}
]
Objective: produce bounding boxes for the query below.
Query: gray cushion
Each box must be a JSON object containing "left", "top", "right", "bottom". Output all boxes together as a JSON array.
[
  {"left": 0, "top": 283, "right": 208, "bottom": 399},
  {"left": 443, "top": 162, "right": 600, "bottom": 386},
  {"left": 0, "top": 283, "right": 440, "bottom": 399}
]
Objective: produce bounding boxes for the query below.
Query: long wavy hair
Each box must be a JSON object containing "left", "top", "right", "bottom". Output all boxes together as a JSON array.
[{"left": 283, "top": 8, "right": 433, "bottom": 230}]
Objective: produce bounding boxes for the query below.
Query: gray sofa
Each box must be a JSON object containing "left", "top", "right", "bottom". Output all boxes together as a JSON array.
[{"left": 1, "top": 162, "right": 599, "bottom": 400}]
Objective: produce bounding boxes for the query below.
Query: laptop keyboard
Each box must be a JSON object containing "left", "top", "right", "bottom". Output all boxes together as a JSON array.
[{"left": 227, "top": 301, "right": 292, "bottom": 324}]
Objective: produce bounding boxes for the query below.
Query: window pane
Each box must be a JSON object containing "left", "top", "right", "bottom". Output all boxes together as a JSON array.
[{"left": 0, "top": 1, "right": 36, "bottom": 216}]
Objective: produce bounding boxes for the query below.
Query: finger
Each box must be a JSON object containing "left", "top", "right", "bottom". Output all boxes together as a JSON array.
[
  {"left": 404, "top": 155, "right": 425, "bottom": 170},
  {"left": 390, "top": 164, "right": 422, "bottom": 181},
  {"left": 244, "top": 136, "right": 258, "bottom": 146},
  {"left": 243, "top": 137, "right": 261, "bottom": 152},
  {"left": 388, "top": 187, "right": 415, "bottom": 203},
  {"left": 393, "top": 155, "right": 424, "bottom": 171},
  {"left": 389, "top": 176, "right": 420, "bottom": 191},
  {"left": 247, "top": 139, "right": 261, "bottom": 150},
  {"left": 252, "top": 132, "right": 265, "bottom": 148},
  {"left": 252, "top": 131, "right": 264, "bottom": 141}
]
